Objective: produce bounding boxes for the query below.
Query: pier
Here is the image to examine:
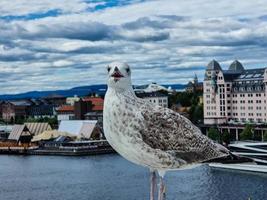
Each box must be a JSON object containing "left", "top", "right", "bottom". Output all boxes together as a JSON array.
[{"left": 0, "top": 140, "right": 115, "bottom": 156}]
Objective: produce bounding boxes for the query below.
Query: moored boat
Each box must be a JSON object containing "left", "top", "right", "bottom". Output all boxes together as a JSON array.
[{"left": 209, "top": 142, "right": 267, "bottom": 173}]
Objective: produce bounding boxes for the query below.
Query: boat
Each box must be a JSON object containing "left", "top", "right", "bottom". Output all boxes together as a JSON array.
[
  {"left": 229, "top": 141, "right": 267, "bottom": 165},
  {"left": 209, "top": 163, "right": 267, "bottom": 173},
  {"left": 209, "top": 141, "right": 267, "bottom": 173}
]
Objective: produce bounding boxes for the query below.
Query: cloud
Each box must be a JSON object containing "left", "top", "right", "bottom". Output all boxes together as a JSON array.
[
  {"left": 122, "top": 16, "right": 178, "bottom": 30},
  {"left": 0, "top": 0, "right": 96, "bottom": 16},
  {"left": 0, "top": 0, "right": 267, "bottom": 94}
]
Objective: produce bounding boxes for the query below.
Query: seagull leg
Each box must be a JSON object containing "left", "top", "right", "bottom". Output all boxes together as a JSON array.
[
  {"left": 158, "top": 171, "right": 166, "bottom": 200},
  {"left": 150, "top": 169, "right": 157, "bottom": 200}
]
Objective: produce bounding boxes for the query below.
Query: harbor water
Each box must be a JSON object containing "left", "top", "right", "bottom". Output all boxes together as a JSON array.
[{"left": 0, "top": 154, "right": 267, "bottom": 200}]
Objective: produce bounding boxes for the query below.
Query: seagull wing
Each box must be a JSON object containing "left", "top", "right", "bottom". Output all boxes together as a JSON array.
[{"left": 137, "top": 103, "right": 229, "bottom": 163}]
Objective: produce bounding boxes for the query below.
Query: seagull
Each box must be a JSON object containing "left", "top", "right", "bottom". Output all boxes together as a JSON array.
[{"left": 103, "top": 62, "right": 248, "bottom": 200}]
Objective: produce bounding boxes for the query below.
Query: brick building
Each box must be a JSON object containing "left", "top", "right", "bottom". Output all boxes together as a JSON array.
[{"left": 204, "top": 59, "right": 267, "bottom": 125}]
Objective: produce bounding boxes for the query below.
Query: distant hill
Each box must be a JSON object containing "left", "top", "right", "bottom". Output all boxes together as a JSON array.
[{"left": 0, "top": 84, "right": 186, "bottom": 100}]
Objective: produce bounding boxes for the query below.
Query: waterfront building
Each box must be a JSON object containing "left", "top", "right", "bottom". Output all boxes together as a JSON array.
[
  {"left": 66, "top": 95, "right": 80, "bottom": 106},
  {"left": 201, "top": 60, "right": 267, "bottom": 141},
  {"left": 0, "top": 99, "right": 57, "bottom": 122},
  {"left": 1, "top": 100, "right": 32, "bottom": 122},
  {"left": 134, "top": 83, "right": 173, "bottom": 94},
  {"left": 57, "top": 97, "right": 104, "bottom": 121},
  {"left": 56, "top": 105, "right": 75, "bottom": 121},
  {"left": 58, "top": 120, "right": 102, "bottom": 140},
  {"left": 42, "top": 95, "right": 66, "bottom": 107},
  {"left": 28, "top": 104, "right": 56, "bottom": 119},
  {"left": 8, "top": 124, "right": 33, "bottom": 144},
  {"left": 186, "top": 74, "right": 203, "bottom": 93},
  {"left": 0, "top": 125, "right": 13, "bottom": 139},
  {"left": 81, "top": 97, "right": 104, "bottom": 126},
  {"left": 82, "top": 97, "right": 104, "bottom": 112},
  {"left": 74, "top": 99, "right": 93, "bottom": 120},
  {"left": 0, "top": 101, "right": 3, "bottom": 119},
  {"left": 24, "top": 122, "right": 52, "bottom": 136},
  {"left": 84, "top": 112, "right": 103, "bottom": 128},
  {"left": 204, "top": 60, "right": 267, "bottom": 125},
  {"left": 135, "top": 91, "right": 168, "bottom": 108}
]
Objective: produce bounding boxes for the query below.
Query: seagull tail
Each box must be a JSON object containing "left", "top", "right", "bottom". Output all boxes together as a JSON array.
[{"left": 203, "top": 152, "right": 254, "bottom": 164}]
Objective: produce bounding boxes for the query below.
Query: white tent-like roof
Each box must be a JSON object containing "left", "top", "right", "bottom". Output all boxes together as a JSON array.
[
  {"left": 32, "top": 130, "right": 76, "bottom": 142},
  {"left": 58, "top": 120, "right": 98, "bottom": 139},
  {"left": 25, "top": 122, "right": 52, "bottom": 135},
  {"left": 8, "top": 124, "right": 32, "bottom": 141}
]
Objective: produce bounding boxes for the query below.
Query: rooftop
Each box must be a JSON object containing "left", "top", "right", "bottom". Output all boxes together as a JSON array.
[
  {"left": 234, "top": 68, "right": 265, "bottom": 81},
  {"left": 24, "top": 122, "right": 52, "bottom": 136},
  {"left": 207, "top": 59, "right": 222, "bottom": 71},
  {"left": 205, "top": 60, "right": 267, "bottom": 84},
  {"left": 8, "top": 100, "right": 32, "bottom": 106},
  {"left": 58, "top": 120, "right": 99, "bottom": 139},
  {"left": 57, "top": 105, "right": 74, "bottom": 112},
  {"left": 228, "top": 60, "right": 244, "bottom": 72},
  {"left": 8, "top": 124, "right": 32, "bottom": 141},
  {"left": 29, "top": 104, "right": 55, "bottom": 116},
  {"left": 83, "top": 97, "right": 104, "bottom": 111},
  {"left": 135, "top": 91, "right": 168, "bottom": 98}
]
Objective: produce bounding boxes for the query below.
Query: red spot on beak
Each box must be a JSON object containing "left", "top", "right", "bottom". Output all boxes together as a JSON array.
[
  {"left": 111, "top": 71, "right": 124, "bottom": 78},
  {"left": 111, "top": 67, "right": 124, "bottom": 78}
]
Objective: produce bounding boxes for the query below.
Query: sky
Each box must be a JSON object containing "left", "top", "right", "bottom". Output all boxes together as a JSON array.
[{"left": 1, "top": 0, "right": 267, "bottom": 94}]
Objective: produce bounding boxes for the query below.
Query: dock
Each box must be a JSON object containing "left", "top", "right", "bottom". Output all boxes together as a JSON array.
[
  {"left": 29, "top": 147, "right": 115, "bottom": 156},
  {"left": 0, "top": 146, "right": 115, "bottom": 156},
  {"left": 0, "top": 140, "right": 116, "bottom": 156}
]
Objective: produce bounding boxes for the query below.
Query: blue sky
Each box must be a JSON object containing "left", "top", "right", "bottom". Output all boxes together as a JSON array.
[{"left": 0, "top": 0, "right": 267, "bottom": 93}]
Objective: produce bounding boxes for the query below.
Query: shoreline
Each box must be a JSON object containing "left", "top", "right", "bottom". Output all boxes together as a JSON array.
[{"left": 0, "top": 146, "right": 115, "bottom": 156}]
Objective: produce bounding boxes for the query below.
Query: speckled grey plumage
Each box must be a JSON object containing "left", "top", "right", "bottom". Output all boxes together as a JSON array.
[
  {"left": 104, "top": 89, "right": 229, "bottom": 170},
  {"left": 104, "top": 62, "right": 229, "bottom": 172}
]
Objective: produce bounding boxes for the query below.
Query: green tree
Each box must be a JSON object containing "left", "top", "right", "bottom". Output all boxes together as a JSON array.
[
  {"left": 208, "top": 127, "right": 220, "bottom": 142},
  {"left": 15, "top": 116, "right": 25, "bottom": 124},
  {"left": 189, "top": 104, "right": 203, "bottom": 124},
  {"left": 240, "top": 124, "right": 253, "bottom": 140},
  {"left": 221, "top": 130, "right": 231, "bottom": 145},
  {"left": 188, "top": 104, "right": 196, "bottom": 121},
  {"left": 263, "top": 131, "right": 267, "bottom": 142},
  {"left": 47, "top": 117, "right": 58, "bottom": 128},
  {"left": 10, "top": 117, "right": 14, "bottom": 124},
  {"left": 178, "top": 92, "right": 193, "bottom": 107},
  {"left": 25, "top": 117, "right": 38, "bottom": 123},
  {"left": 191, "top": 94, "right": 199, "bottom": 106}
]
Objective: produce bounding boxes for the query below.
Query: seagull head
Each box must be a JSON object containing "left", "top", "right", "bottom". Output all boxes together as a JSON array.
[{"left": 107, "top": 62, "right": 132, "bottom": 91}]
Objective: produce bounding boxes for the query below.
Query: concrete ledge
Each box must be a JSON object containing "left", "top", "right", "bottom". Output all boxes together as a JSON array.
[{"left": 209, "top": 163, "right": 267, "bottom": 173}]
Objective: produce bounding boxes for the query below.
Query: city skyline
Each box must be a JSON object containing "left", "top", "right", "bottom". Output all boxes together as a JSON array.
[{"left": 1, "top": 0, "right": 267, "bottom": 94}]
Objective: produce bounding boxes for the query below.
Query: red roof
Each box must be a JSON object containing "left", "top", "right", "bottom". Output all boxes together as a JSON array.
[
  {"left": 92, "top": 105, "right": 103, "bottom": 111},
  {"left": 57, "top": 105, "right": 74, "bottom": 112},
  {"left": 83, "top": 97, "right": 104, "bottom": 104},
  {"left": 83, "top": 97, "right": 104, "bottom": 111}
]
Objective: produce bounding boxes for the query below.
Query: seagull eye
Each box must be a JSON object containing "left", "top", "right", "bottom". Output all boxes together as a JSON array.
[
  {"left": 107, "top": 66, "right": 111, "bottom": 72},
  {"left": 126, "top": 68, "right": 130, "bottom": 73}
]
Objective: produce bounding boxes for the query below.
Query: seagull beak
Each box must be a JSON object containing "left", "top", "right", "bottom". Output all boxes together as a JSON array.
[{"left": 111, "top": 67, "right": 124, "bottom": 78}]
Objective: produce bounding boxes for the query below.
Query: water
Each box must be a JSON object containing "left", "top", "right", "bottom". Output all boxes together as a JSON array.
[{"left": 0, "top": 154, "right": 266, "bottom": 200}]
